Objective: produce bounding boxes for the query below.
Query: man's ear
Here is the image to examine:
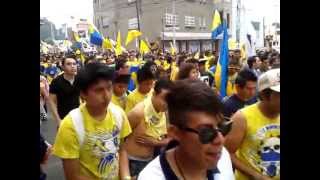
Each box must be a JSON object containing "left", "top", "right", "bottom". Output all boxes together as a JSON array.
[
  {"left": 168, "top": 125, "right": 181, "bottom": 142},
  {"left": 80, "top": 91, "right": 87, "bottom": 101}
]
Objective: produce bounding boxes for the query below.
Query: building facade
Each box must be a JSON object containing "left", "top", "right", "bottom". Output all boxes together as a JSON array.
[{"left": 93, "top": 0, "right": 232, "bottom": 52}]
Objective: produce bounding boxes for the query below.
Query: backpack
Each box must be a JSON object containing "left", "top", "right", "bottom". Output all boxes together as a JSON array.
[{"left": 69, "top": 103, "right": 123, "bottom": 147}]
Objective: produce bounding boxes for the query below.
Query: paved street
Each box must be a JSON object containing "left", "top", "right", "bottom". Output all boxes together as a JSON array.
[{"left": 40, "top": 109, "right": 65, "bottom": 180}]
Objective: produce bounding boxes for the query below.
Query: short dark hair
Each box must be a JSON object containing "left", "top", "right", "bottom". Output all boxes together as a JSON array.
[
  {"left": 154, "top": 79, "right": 173, "bottom": 95},
  {"left": 235, "top": 69, "right": 258, "bottom": 88},
  {"left": 62, "top": 54, "right": 76, "bottom": 65},
  {"left": 137, "top": 61, "right": 158, "bottom": 83},
  {"left": 113, "top": 72, "right": 131, "bottom": 84},
  {"left": 84, "top": 55, "right": 97, "bottom": 65},
  {"left": 247, "top": 56, "right": 257, "bottom": 69},
  {"left": 259, "top": 52, "right": 269, "bottom": 61},
  {"left": 75, "top": 62, "right": 114, "bottom": 92},
  {"left": 166, "top": 80, "right": 223, "bottom": 127},
  {"left": 186, "top": 58, "right": 198, "bottom": 64},
  {"left": 177, "top": 63, "right": 197, "bottom": 80},
  {"left": 115, "top": 58, "right": 128, "bottom": 71}
]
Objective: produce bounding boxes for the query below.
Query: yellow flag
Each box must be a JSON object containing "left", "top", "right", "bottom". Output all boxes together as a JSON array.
[
  {"left": 211, "top": 10, "right": 221, "bottom": 31},
  {"left": 103, "top": 38, "right": 113, "bottom": 50},
  {"left": 140, "top": 40, "right": 150, "bottom": 54},
  {"left": 115, "top": 31, "right": 122, "bottom": 56},
  {"left": 169, "top": 42, "right": 176, "bottom": 55},
  {"left": 125, "top": 30, "right": 142, "bottom": 46}
]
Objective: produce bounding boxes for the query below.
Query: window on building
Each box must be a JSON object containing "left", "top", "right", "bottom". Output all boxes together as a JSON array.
[
  {"left": 200, "top": 0, "right": 207, "bottom": 4},
  {"left": 102, "top": 17, "right": 109, "bottom": 28},
  {"left": 185, "top": 16, "right": 195, "bottom": 27},
  {"left": 199, "top": 17, "right": 206, "bottom": 29},
  {"left": 227, "top": 13, "right": 230, "bottom": 28},
  {"left": 128, "top": 18, "right": 138, "bottom": 30},
  {"left": 165, "top": 13, "right": 178, "bottom": 27}
]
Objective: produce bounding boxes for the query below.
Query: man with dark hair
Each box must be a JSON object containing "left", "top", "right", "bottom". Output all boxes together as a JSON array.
[
  {"left": 111, "top": 72, "right": 131, "bottom": 110},
  {"left": 138, "top": 80, "right": 234, "bottom": 179},
  {"left": 259, "top": 52, "right": 270, "bottom": 73},
  {"left": 48, "top": 56, "right": 79, "bottom": 128},
  {"left": 225, "top": 68, "right": 280, "bottom": 180},
  {"left": 124, "top": 79, "right": 172, "bottom": 178},
  {"left": 247, "top": 56, "right": 262, "bottom": 77},
  {"left": 115, "top": 58, "right": 130, "bottom": 74},
  {"left": 223, "top": 69, "right": 258, "bottom": 119},
  {"left": 53, "top": 63, "right": 132, "bottom": 180},
  {"left": 125, "top": 61, "right": 158, "bottom": 113}
]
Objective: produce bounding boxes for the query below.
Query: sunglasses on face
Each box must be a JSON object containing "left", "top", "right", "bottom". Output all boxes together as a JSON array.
[{"left": 180, "top": 120, "right": 232, "bottom": 144}]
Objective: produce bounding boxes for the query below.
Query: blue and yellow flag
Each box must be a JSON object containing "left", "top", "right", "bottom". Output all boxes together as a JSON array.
[
  {"left": 214, "top": 21, "right": 229, "bottom": 98},
  {"left": 211, "top": 10, "right": 223, "bottom": 40},
  {"left": 88, "top": 24, "right": 104, "bottom": 46}
]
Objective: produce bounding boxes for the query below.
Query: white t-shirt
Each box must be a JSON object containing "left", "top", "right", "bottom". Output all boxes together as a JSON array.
[{"left": 138, "top": 147, "right": 235, "bottom": 180}]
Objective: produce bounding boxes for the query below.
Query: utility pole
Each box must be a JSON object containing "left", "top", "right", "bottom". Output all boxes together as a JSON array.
[
  {"left": 236, "top": 0, "right": 241, "bottom": 48},
  {"left": 172, "top": 0, "right": 176, "bottom": 49},
  {"left": 135, "top": 0, "right": 141, "bottom": 48},
  {"left": 263, "top": 17, "right": 265, "bottom": 47},
  {"left": 162, "top": 16, "right": 165, "bottom": 52},
  {"left": 50, "top": 22, "right": 55, "bottom": 41}
]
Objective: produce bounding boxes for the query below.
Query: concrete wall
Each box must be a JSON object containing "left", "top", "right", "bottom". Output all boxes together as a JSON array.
[{"left": 94, "top": 0, "right": 232, "bottom": 51}]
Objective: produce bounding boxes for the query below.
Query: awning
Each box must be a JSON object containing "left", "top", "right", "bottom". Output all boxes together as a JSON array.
[{"left": 160, "top": 30, "right": 231, "bottom": 41}]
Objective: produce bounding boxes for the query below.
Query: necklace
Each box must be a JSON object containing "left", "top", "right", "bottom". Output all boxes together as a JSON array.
[{"left": 174, "top": 148, "right": 187, "bottom": 180}]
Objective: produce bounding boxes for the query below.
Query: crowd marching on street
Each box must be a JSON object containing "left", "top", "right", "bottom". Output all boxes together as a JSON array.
[
  {"left": 40, "top": 4, "right": 280, "bottom": 179},
  {"left": 40, "top": 42, "right": 280, "bottom": 180}
]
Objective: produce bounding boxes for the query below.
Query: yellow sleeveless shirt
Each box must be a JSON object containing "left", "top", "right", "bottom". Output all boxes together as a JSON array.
[
  {"left": 143, "top": 97, "right": 167, "bottom": 140},
  {"left": 235, "top": 103, "right": 280, "bottom": 180}
]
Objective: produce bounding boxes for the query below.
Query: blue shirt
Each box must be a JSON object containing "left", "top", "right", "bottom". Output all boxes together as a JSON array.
[{"left": 222, "top": 94, "right": 257, "bottom": 118}]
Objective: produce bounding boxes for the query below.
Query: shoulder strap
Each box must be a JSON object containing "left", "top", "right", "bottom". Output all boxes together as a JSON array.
[{"left": 69, "top": 108, "right": 85, "bottom": 147}]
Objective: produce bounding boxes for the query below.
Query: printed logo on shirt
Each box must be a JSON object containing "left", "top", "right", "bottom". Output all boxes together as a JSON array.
[
  {"left": 83, "top": 125, "right": 121, "bottom": 178},
  {"left": 249, "top": 124, "right": 280, "bottom": 178}
]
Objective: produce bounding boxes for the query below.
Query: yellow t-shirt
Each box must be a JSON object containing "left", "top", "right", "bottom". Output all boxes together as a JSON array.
[
  {"left": 143, "top": 97, "right": 167, "bottom": 140},
  {"left": 125, "top": 89, "right": 151, "bottom": 114},
  {"left": 235, "top": 103, "right": 280, "bottom": 180},
  {"left": 111, "top": 93, "right": 127, "bottom": 110},
  {"left": 53, "top": 103, "right": 132, "bottom": 180}
]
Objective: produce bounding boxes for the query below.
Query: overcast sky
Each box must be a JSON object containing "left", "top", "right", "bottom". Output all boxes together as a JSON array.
[{"left": 40, "top": 0, "right": 279, "bottom": 28}]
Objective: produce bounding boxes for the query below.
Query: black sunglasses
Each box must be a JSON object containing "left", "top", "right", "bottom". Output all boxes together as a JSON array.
[{"left": 180, "top": 120, "right": 232, "bottom": 144}]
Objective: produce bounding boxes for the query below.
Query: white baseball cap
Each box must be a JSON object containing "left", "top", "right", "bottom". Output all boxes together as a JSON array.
[{"left": 258, "top": 68, "right": 280, "bottom": 92}]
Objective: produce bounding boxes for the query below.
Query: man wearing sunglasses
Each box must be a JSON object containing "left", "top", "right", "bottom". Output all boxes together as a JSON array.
[
  {"left": 225, "top": 68, "right": 280, "bottom": 180},
  {"left": 138, "top": 80, "right": 234, "bottom": 180}
]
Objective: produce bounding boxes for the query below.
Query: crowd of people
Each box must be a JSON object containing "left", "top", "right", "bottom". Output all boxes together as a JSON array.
[{"left": 40, "top": 46, "right": 280, "bottom": 180}]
